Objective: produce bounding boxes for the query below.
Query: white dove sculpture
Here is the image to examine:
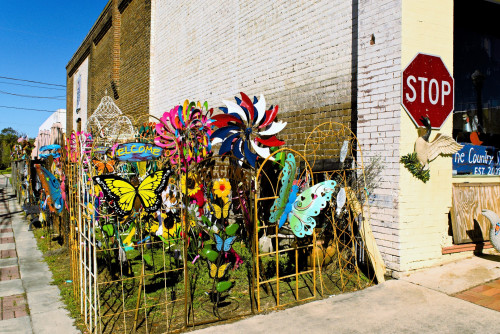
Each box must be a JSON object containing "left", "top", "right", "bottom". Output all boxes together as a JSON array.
[
  {"left": 481, "top": 209, "right": 500, "bottom": 252},
  {"left": 415, "top": 116, "right": 463, "bottom": 170}
]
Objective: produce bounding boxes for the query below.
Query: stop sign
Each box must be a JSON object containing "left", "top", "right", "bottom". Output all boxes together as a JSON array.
[{"left": 401, "top": 53, "right": 454, "bottom": 129}]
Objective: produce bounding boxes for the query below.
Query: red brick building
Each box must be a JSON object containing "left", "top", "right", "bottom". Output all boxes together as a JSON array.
[{"left": 66, "top": 0, "right": 151, "bottom": 133}]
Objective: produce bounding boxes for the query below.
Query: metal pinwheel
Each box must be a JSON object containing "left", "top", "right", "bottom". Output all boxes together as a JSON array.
[{"left": 210, "top": 92, "right": 287, "bottom": 167}]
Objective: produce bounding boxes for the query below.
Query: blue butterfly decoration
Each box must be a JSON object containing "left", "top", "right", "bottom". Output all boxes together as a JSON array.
[
  {"left": 214, "top": 233, "right": 237, "bottom": 252},
  {"left": 269, "top": 153, "right": 336, "bottom": 238}
]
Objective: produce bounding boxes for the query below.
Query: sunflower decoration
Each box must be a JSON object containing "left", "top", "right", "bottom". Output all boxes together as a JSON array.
[
  {"left": 210, "top": 92, "right": 287, "bottom": 168},
  {"left": 154, "top": 213, "right": 182, "bottom": 241},
  {"left": 180, "top": 172, "right": 202, "bottom": 197}
]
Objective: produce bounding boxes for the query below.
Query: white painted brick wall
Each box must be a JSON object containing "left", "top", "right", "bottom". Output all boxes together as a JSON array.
[
  {"left": 150, "top": 0, "right": 353, "bottom": 117},
  {"left": 357, "top": 0, "right": 402, "bottom": 272},
  {"left": 151, "top": 0, "right": 405, "bottom": 273}
]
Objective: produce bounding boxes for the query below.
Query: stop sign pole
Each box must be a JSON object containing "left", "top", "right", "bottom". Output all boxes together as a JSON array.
[{"left": 401, "top": 53, "right": 454, "bottom": 129}]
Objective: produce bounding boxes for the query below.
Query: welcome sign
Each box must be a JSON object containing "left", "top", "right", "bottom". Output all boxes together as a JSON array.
[
  {"left": 115, "top": 143, "right": 164, "bottom": 161},
  {"left": 453, "top": 143, "right": 500, "bottom": 175}
]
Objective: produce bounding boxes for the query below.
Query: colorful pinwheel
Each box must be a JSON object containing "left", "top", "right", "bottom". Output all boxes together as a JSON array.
[
  {"left": 154, "top": 100, "right": 213, "bottom": 168},
  {"left": 210, "top": 92, "right": 286, "bottom": 167}
]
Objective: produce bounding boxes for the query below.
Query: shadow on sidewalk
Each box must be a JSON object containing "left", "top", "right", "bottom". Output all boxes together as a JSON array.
[{"left": 475, "top": 253, "right": 500, "bottom": 263}]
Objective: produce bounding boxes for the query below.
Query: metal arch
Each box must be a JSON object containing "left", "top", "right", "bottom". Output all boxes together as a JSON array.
[{"left": 253, "top": 147, "right": 317, "bottom": 311}]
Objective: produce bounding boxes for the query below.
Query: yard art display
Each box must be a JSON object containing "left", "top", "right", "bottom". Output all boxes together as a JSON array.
[
  {"left": 401, "top": 116, "right": 462, "bottom": 182},
  {"left": 269, "top": 153, "right": 337, "bottom": 237},
  {"left": 211, "top": 93, "right": 286, "bottom": 167},
  {"left": 11, "top": 136, "right": 33, "bottom": 161},
  {"left": 11, "top": 91, "right": 383, "bottom": 334}
]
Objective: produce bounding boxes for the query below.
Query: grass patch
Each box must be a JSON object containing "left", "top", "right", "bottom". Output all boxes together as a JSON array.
[
  {"left": 0, "top": 167, "right": 11, "bottom": 175},
  {"left": 30, "top": 225, "right": 373, "bottom": 333}
]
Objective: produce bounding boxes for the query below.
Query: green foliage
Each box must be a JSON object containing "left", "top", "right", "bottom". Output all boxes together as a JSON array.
[
  {"left": 259, "top": 252, "right": 294, "bottom": 279},
  {"left": 0, "top": 167, "right": 11, "bottom": 174},
  {"left": 0, "top": 127, "right": 21, "bottom": 169},
  {"left": 400, "top": 153, "right": 430, "bottom": 183}
]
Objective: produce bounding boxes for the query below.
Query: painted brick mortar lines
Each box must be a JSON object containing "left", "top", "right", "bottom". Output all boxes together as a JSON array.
[
  {"left": 357, "top": 0, "right": 402, "bottom": 272},
  {"left": 90, "top": 24, "right": 114, "bottom": 116},
  {"left": 150, "top": 0, "right": 354, "bottom": 137}
]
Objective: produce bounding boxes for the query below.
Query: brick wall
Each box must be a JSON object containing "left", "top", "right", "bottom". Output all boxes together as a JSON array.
[
  {"left": 66, "top": 0, "right": 151, "bottom": 133},
  {"left": 150, "top": 0, "right": 355, "bottom": 137},
  {"left": 150, "top": 0, "right": 410, "bottom": 270},
  {"left": 66, "top": 75, "right": 73, "bottom": 133},
  {"left": 357, "top": 0, "right": 402, "bottom": 272},
  {"left": 119, "top": 0, "right": 151, "bottom": 125},
  {"left": 89, "top": 22, "right": 113, "bottom": 118}
]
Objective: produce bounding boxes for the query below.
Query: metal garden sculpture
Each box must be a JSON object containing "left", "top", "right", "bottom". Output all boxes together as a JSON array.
[
  {"left": 211, "top": 93, "right": 286, "bottom": 167},
  {"left": 34, "top": 164, "right": 64, "bottom": 213},
  {"left": 269, "top": 153, "right": 337, "bottom": 237},
  {"left": 481, "top": 209, "right": 500, "bottom": 252},
  {"left": 11, "top": 90, "right": 385, "bottom": 333},
  {"left": 401, "top": 116, "right": 462, "bottom": 182},
  {"left": 93, "top": 169, "right": 171, "bottom": 216},
  {"left": 154, "top": 100, "right": 213, "bottom": 168}
]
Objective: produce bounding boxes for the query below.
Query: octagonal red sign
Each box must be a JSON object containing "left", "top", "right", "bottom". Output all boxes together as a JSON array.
[{"left": 401, "top": 53, "right": 454, "bottom": 129}]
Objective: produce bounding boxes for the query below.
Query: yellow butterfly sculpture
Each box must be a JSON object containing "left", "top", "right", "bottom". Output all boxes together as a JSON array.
[
  {"left": 93, "top": 170, "right": 171, "bottom": 216},
  {"left": 212, "top": 199, "right": 231, "bottom": 220},
  {"left": 208, "top": 261, "right": 231, "bottom": 279}
]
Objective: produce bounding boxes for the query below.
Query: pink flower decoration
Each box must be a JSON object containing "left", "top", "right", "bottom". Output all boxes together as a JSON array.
[{"left": 154, "top": 100, "right": 213, "bottom": 168}]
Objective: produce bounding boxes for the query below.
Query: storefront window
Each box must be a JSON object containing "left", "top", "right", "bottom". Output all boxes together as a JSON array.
[{"left": 453, "top": 0, "right": 500, "bottom": 176}]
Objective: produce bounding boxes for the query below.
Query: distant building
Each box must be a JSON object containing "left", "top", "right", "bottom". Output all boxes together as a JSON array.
[{"left": 32, "top": 109, "right": 66, "bottom": 158}]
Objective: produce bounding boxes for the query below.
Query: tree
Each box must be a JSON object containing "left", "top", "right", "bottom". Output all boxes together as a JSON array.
[{"left": 0, "top": 127, "right": 20, "bottom": 169}]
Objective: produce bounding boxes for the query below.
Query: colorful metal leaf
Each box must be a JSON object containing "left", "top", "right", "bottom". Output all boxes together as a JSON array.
[
  {"left": 216, "top": 281, "right": 232, "bottom": 293},
  {"left": 225, "top": 223, "right": 239, "bottom": 236},
  {"left": 200, "top": 248, "right": 219, "bottom": 262}
]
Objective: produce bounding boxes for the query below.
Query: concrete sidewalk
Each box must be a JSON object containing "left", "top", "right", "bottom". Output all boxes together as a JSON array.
[
  {"left": 192, "top": 256, "right": 500, "bottom": 333},
  {"left": 0, "top": 176, "right": 79, "bottom": 334}
]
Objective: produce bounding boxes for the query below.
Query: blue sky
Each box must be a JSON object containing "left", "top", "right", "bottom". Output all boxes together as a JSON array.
[{"left": 0, "top": 1, "right": 107, "bottom": 138}]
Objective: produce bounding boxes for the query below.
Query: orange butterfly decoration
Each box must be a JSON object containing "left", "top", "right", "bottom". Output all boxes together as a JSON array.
[{"left": 92, "top": 159, "right": 116, "bottom": 175}]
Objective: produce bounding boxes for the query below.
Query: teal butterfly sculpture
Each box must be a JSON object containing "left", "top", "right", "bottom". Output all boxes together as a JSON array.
[
  {"left": 269, "top": 153, "right": 337, "bottom": 238},
  {"left": 214, "top": 234, "right": 237, "bottom": 252}
]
